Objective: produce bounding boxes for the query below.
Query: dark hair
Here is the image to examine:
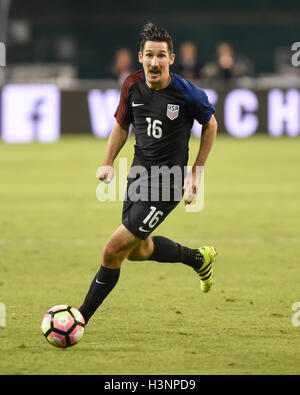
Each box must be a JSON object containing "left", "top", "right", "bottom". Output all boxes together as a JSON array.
[{"left": 139, "top": 22, "right": 173, "bottom": 54}]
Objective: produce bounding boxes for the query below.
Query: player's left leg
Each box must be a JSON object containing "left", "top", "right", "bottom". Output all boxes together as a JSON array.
[
  {"left": 127, "top": 235, "right": 217, "bottom": 293},
  {"left": 126, "top": 237, "right": 154, "bottom": 261},
  {"left": 128, "top": 235, "right": 203, "bottom": 269}
]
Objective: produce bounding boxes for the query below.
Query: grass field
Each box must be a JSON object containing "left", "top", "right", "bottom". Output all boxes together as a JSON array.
[{"left": 0, "top": 134, "right": 300, "bottom": 375}]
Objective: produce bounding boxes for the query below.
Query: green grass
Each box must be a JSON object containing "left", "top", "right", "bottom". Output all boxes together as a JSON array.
[{"left": 0, "top": 134, "right": 300, "bottom": 375}]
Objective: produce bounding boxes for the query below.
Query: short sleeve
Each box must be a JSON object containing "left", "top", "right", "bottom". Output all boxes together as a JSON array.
[
  {"left": 191, "top": 85, "right": 215, "bottom": 125},
  {"left": 172, "top": 74, "right": 215, "bottom": 125},
  {"left": 114, "top": 78, "right": 132, "bottom": 127},
  {"left": 114, "top": 70, "right": 144, "bottom": 127}
]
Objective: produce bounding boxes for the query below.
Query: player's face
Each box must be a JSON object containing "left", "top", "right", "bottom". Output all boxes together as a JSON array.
[{"left": 139, "top": 41, "right": 175, "bottom": 90}]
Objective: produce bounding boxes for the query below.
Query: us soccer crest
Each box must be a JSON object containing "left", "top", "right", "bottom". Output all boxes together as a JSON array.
[{"left": 166, "top": 104, "right": 179, "bottom": 120}]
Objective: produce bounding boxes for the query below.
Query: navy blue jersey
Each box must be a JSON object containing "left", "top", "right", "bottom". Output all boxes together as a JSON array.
[{"left": 115, "top": 69, "right": 215, "bottom": 171}]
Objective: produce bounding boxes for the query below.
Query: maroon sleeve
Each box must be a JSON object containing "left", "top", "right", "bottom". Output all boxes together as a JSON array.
[{"left": 114, "top": 70, "right": 144, "bottom": 127}]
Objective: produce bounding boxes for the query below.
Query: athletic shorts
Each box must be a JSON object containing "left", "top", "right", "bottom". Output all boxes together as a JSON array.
[
  {"left": 122, "top": 199, "right": 180, "bottom": 240},
  {"left": 122, "top": 162, "right": 184, "bottom": 240}
]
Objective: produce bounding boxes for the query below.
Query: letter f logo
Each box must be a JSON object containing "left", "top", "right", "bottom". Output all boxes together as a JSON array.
[{"left": 0, "top": 42, "right": 6, "bottom": 66}]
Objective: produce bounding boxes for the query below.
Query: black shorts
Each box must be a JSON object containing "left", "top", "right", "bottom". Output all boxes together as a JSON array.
[
  {"left": 122, "top": 161, "right": 184, "bottom": 240},
  {"left": 122, "top": 199, "right": 180, "bottom": 240}
]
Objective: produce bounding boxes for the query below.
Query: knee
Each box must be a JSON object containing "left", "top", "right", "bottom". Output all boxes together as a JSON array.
[
  {"left": 127, "top": 247, "right": 145, "bottom": 261},
  {"left": 127, "top": 240, "right": 154, "bottom": 261},
  {"left": 102, "top": 245, "right": 121, "bottom": 268}
]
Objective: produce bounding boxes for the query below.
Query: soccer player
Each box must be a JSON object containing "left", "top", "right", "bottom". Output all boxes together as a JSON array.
[{"left": 79, "top": 23, "right": 218, "bottom": 325}]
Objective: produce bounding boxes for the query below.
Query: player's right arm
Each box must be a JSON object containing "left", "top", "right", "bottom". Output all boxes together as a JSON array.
[
  {"left": 98, "top": 71, "right": 142, "bottom": 184},
  {"left": 97, "top": 122, "right": 129, "bottom": 183}
]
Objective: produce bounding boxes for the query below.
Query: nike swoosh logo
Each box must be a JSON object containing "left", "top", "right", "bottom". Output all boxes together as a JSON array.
[
  {"left": 132, "top": 102, "right": 144, "bottom": 107},
  {"left": 95, "top": 279, "right": 106, "bottom": 284},
  {"left": 138, "top": 226, "right": 150, "bottom": 233}
]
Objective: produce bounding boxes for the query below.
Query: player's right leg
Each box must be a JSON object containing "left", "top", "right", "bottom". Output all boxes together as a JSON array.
[
  {"left": 102, "top": 224, "right": 141, "bottom": 268},
  {"left": 79, "top": 224, "right": 140, "bottom": 324}
]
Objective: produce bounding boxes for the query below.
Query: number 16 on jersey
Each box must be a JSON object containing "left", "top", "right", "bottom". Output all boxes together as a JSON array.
[{"left": 146, "top": 117, "right": 162, "bottom": 139}]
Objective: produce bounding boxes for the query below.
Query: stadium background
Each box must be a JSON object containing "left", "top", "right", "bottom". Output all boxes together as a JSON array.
[
  {"left": 0, "top": 0, "right": 300, "bottom": 140},
  {"left": 1, "top": 0, "right": 300, "bottom": 376}
]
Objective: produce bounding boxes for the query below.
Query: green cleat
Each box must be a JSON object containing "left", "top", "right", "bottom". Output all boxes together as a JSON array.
[{"left": 195, "top": 246, "right": 217, "bottom": 293}]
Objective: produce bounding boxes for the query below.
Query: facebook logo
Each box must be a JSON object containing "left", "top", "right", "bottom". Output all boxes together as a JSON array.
[
  {"left": 0, "top": 42, "right": 5, "bottom": 66},
  {"left": 1, "top": 85, "right": 60, "bottom": 142}
]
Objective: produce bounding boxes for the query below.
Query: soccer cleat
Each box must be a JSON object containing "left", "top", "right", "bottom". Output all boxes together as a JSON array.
[{"left": 195, "top": 246, "right": 217, "bottom": 293}]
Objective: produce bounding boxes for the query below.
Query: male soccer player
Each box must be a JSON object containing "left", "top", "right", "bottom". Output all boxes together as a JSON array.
[{"left": 79, "top": 23, "right": 218, "bottom": 325}]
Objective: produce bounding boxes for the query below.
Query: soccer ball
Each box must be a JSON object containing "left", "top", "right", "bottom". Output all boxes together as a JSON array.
[{"left": 41, "top": 305, "right": 85, "bottom": 348}]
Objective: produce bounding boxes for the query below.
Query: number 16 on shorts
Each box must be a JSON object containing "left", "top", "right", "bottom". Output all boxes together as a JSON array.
[{"left": 139, "top": 206, "right": 163, "bottom": 233}]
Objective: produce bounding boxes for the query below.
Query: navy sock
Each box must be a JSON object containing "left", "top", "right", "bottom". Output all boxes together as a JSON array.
[
  {"left": 79, "top": 266, "right": 120, "bottom": 324},
  {"left": 148, "top": 236, "right": 204, "bottom": 270}
]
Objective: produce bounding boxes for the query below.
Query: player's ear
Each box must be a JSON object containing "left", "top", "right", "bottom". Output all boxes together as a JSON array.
[
  {"left": 138, "top": 51, "right": 143, "bottom": 64},
  {"left": 169, "top": 53, "right": 175, "bottom": 66}
]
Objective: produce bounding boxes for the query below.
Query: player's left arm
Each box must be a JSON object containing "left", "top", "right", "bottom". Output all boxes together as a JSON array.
[
  {"left": 194, "top": 114, "right": 217, "bottom": 167},
  {"left": 184, "top": 114, "right": 217, "bottom": 204}
]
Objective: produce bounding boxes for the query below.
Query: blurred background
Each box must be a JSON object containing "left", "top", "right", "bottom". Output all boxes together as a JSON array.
[
  {"left": 2, "top": 1, "right": 300, "bottom": 376},
  {"left": 0, "top": 0, "right": 300, "bottom": 141}
]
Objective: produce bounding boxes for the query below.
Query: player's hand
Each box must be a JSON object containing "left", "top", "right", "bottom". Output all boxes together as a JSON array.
[
  {"left": 96, "top": 165, "right": 115, "bottom": 184},
  {"left": 183, "top": 166, "right": 203, "bottom": 205}
]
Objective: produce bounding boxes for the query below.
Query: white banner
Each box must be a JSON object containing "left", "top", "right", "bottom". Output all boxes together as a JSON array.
[{"left": 1, "top": 84, "right": 60, "bottom": 143}]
